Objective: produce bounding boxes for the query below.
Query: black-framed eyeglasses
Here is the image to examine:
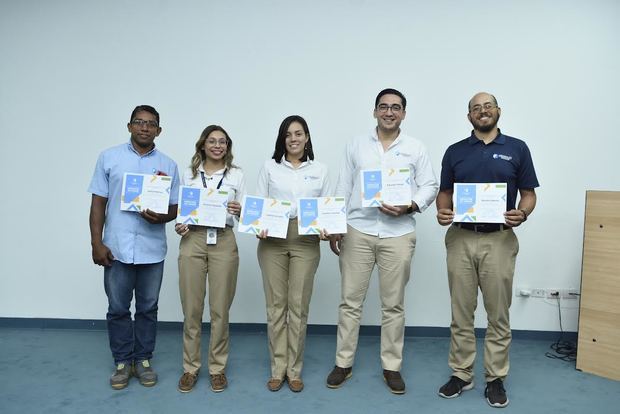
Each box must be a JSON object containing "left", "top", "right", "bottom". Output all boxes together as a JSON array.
[
  {"left": 376, "top": 104, "right": 403, "bottom": 113},
  {"left": 469, "top": 103, "right": 497, "bottom": 113},
  {"left": 131, "top": 119, "right": 159, "bottom": 128}
]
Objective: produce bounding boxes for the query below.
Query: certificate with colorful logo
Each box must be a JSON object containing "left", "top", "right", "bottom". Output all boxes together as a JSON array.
[
  {"left": 121, "top": 173, "right": 171, "bottom": 214},
  {"left": 453, "top": 183, "right": 507, "bottom": 223},
  {"left": 239, "top": 195, "right": 291, "bottom": 239},
  {"left": 360, "top": 168, "right": 411, "bottom": 207},
  {"left": 176, "top": 186, "right": 229, "bottom": 228},
  {"left": 297, "top": 196, "right": 347, "bottom": 235}
]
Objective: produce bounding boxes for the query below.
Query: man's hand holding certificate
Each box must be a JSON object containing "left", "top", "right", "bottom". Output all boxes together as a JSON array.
[
  {"left": 239, "top": 195, "right": 291, "bottom": 239},
  {"left": 453, "top": 183, "right": 507, "bottom": 223},
  {"left": 361, "top": 168, "right": 412, "bottom": 207},
  {"left": 297, "top": 196, "right": 347, "bottom": 235},
  {"left": 121, "top": 173, "right": 172, "bottom": 214},
  {"left": 176, "top": 186, "right": 229, "bottom": 228}
]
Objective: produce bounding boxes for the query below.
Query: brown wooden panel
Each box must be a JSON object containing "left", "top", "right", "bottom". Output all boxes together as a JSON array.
[{"left": 577, "top": 191, "right": 620, "bottom": 381}]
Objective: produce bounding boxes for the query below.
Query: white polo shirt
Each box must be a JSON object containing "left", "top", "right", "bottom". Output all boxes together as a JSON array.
[
  {"left": 256, "top": 157, "right": 330, "bottom": 218},
  {"left": 335, "top": 129, "right": 438, "bottom": 238},
  {"left": 181, "top": 165, "right": 246, "bottom": 228}
]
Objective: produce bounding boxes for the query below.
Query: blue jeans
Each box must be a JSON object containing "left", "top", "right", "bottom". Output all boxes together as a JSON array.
[{"left": 104, "top": 260, "right": 164, "bottom": 364}]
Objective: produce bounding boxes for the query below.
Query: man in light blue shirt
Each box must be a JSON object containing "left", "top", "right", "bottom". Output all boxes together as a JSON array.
[{"left": 88, "top": 105, "right": 179, "bottom": 390}]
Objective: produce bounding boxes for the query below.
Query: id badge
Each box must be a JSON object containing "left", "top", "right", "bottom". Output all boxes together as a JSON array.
[{"left": 206, "top": 228, "right": 217, "bottom": 245}]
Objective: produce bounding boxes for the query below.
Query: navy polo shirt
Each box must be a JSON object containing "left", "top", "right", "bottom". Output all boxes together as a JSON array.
[{"left": 439, "top": 130, "right": 539, "bottom": 211}]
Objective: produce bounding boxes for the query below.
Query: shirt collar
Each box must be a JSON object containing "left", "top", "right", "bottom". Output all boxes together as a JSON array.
[
  {"left": 280, "top": 155, "right": 310, "bottom": 169},
  {"left": 127, "top": 140, "right": 156, "bottom": 156},
  {"left": 371, "top": 127, "right": 402, "bottom": 147},
  {"left": 467, "top": 129, "right": 505, "bottom": 145},
  {"left": 198, "top": 164, "right": 226, "bottom": 175}
]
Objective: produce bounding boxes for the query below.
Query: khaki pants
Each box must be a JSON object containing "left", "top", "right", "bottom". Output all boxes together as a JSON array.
[
  {"left": 335, "top": 226, "right": 416, "bottom": 371},
  {"left": 178, "top": 226, "right": 239, "bottom": 375},
  {"left": 445, "top": 225, "right": 519, "bottom": 382},
  {"left": 257, "top": 219, "right": 320, "bottom": 380}
]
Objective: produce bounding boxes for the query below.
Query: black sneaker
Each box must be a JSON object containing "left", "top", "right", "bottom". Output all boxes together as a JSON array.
[
  {"left": 383, "top": 370, "right": 405, "bottom": 394},
  {"left": 485, "top": 379, "right": 509, "bottom": 408},
  {"left": 438, "top": 376, "right": 474, "bottom": 398},
  {"left": 326, "top": 366, "right": 352, "bottom": 388}
]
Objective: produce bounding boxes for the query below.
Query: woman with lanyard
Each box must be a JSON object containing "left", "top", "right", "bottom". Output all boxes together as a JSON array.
[
  {"left": 256, "top": 115, "right": 330, "bottom": 392},
  {"left": 175, "top": 125, "right": 245, "bottom": 394}
]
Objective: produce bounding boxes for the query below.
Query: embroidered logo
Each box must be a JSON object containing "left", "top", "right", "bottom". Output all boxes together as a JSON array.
[
  {"left": 493, "top": 154, "right": 512, "bottom": 161},
  {"left": 304, "top": 175, "right": 320, "bottom": 180}
]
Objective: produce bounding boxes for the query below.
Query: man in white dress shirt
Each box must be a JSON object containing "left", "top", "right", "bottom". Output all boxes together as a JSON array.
[{"left": 326, "top": 89, "right": 438, "bottom": 394}]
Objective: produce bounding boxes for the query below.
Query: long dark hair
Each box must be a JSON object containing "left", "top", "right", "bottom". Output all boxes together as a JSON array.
[{"left": 271, "top": 115, "right": 315, "bottom": 164}]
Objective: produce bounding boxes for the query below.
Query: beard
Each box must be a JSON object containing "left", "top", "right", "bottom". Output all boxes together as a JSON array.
[{"left": 472, "top": 111, "right": 500, "bottom": 132}]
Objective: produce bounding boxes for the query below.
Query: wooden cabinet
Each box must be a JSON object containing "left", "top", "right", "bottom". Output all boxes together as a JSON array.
[{"left": 577, "top": 191, "right": 620, "bottom": 381}]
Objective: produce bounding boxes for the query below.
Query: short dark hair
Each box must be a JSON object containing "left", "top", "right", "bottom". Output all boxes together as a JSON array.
[
  {"left": 272, "top": 115, "right": 315, "bottom": 164},
  {"left": 375, "top": 88, "right": 407, "bottom": 110},
  {"left": 130, "top": 105, "right": 160, "bottom": 125}
]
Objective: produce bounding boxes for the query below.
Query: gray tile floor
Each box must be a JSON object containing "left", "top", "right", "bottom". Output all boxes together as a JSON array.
[{"left": 1, "top": 327, "right": 618, "bottom": 414}]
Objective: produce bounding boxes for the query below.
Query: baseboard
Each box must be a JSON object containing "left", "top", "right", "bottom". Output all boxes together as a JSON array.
[{"left": 0, "top": 317, "right": 577, "bottom": 341}]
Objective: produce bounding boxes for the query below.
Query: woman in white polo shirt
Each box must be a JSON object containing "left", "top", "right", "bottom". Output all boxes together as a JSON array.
[
  {"left": 174, "top": 125, "right": 245, "bottom": 394},
  {"left": 256, "top": 115, "right": 330, "bottom": 393}
]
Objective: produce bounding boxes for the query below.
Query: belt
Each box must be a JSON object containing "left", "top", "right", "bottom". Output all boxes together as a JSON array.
[{"left": 454, "top": 223, "right": 507, "bottom": 233}]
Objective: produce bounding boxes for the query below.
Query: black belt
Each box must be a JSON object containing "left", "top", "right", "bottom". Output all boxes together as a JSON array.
[{"left": 454, "top": 223, "right": 507, "bottom": 233}]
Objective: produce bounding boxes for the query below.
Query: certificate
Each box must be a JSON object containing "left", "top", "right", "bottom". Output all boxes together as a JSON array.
[
  {"left": 238, "top": 195, "right": 291, "bottom": 239},
  {"left": 121, "top": 173, "right": 171, "bottom": 214},
  {"left": 360, "top": 168, "right": 412, "bottom": 207},
  {"left": 453, "top": 183, "right": 507, "bottom": 223},
  {"left": 297, "top": 196, "right": 347, "bottom": 235},
  {"left": 176, "top": 186, "right": 229, "bottom": 228}
]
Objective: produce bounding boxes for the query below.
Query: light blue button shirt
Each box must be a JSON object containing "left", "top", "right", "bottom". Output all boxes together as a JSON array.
[{"left": 88, "top": 141, "right": 180, "bottom": 264}]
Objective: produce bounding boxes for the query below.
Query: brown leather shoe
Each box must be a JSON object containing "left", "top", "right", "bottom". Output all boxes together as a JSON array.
[
  {"left": 178, "top": 372, "right": 198, "bottom": 393},
  {"left": 326, "top": 366, "right": 352, "bottom": 388},
  {"left": 288, "top": 378, "right": 304, "bottom": 392},
  {"left": 210, "top": 373, "right": 228, "bottom": 392},
  {"left": 383, "top": 370, "right": 405, "bottom": 394},
  {"left": 267, "top": 377, "right": 284, "bottom": 392}
]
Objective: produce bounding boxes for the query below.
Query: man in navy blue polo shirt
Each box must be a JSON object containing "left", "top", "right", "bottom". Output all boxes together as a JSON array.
[
  {"left": 436, "top": 92, "right": 538, "bottom": 408},
  {"left": 88, "top": 105, "right": 180, "bottom": 390}
]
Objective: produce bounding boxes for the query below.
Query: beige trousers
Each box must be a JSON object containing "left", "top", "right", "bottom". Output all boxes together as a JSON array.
[
  {"left": 445, "top": 225, "right": 519, "bottom": 382},
  {"left": 335, "top": 225, "right": 416, "bottom": 372},
  {"left": 257, "top": 219, "right": 320, "bottom": 380},
  {"left": 178, "top": 226, "right": 239, "bottom": 375}
]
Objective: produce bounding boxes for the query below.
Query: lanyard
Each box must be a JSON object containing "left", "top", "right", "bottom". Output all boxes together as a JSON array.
[{"left": 200, "top": 169, "right": 226, "bottom": 190}]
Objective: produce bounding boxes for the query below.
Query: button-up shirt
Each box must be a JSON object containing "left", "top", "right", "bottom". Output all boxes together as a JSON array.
[
  {"left": 181, "top": 165, "right": 246, "bottom": 227},
  {"left": 256, "top": 157, "right": 330, "bottom": 218},
  {"left": 88, "top": 141, "right": 180, "bottom": 264},
  {"left": 335, "top": 129, "right": 438, "bottom": 238}
]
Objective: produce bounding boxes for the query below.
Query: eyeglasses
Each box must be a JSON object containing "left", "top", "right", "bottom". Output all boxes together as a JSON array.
[
  {"left": 205, "top": 139, "right": 228, "bottom": 147},
  {"left": 131, "top": 119, "right": 159, "bottom": 128},
  {"left": 376, "top": 104, "right": 403, "bottom": 113},
  {"left": 470, "top": 103, "right": 497, "bottom": 113}
]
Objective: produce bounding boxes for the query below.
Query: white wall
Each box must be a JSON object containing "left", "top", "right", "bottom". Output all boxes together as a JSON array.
[{"left": 1, "top": 0, "right": 619, "bottom": 332}]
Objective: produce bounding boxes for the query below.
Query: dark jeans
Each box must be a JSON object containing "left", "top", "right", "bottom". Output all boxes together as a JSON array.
[{"left": 104, "top": 260, "right": 164, "bottom": 364}]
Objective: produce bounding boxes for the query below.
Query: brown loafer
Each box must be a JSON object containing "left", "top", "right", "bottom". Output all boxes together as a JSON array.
[
  {"left": 288, "top": 378, "right": 304, "bottom": 392},
  {"left": 178, "top": 372, "right": 198, "bottom": 393},
  {"left": 210, "top": 373, "right": 227, "bottom": 392},
  {"left": 267, "top": 377, "right": 284, "bottom": 392}
]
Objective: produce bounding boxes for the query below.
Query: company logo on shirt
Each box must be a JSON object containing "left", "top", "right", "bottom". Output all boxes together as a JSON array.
[
  {"left": 304, "top": 175, "right": 320, "bottom": 180},
  {"left": 395, "top": 151, "right": 411, "bottom": 157},
  {"left": 493, "top": 153, "right": 512, "bottom": 161}
]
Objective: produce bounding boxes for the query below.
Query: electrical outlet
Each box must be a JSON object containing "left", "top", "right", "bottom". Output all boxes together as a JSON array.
[
  {"left": 561, "top": 288, "right": 580, "bottom": 300},
  {"left": 546, "top": 289, "right": 561, "bottom": 299},
  {"left": 530, "top": 288, "right": 546, "bottom": 298}
]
